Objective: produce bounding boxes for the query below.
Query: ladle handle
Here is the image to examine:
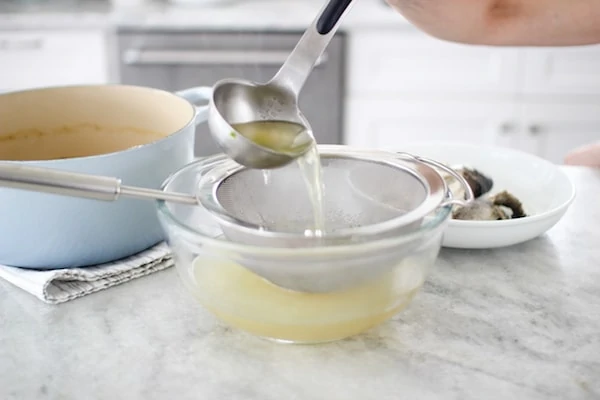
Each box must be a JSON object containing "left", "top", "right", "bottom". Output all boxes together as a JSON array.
[
  {"left": 317, "top": 0, "right": 354, "bottom": 34},
  {"left": 0, "top": 163, "right": 198, "bottom": 205},
  {"left": 270, "top": 0, "right": 355, "bottom": 95}
]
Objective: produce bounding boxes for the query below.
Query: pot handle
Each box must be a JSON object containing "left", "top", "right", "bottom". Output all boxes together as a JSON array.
[
  {"left": 395, "top": 152, "right": 474, "bottom": 207},
  {"left": 175, "top": 86, "right": 212, "bottom": 126}
]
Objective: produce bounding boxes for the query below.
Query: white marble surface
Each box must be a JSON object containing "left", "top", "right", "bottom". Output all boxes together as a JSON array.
[
  {"left": 1, "top": 166, "right": 599, "bottom": 400},
  {"left": 0, "top": 0, "right": 410, "bottom": 31}
]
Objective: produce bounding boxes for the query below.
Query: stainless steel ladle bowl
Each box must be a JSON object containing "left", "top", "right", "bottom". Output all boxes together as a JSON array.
[{"left": 207, "top": 0, "right": 354, "bottom": 169}]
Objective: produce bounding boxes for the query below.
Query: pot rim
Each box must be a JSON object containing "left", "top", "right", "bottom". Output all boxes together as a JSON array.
[{"left": 0, "top": 84, "right": 199, "bottom": 165}]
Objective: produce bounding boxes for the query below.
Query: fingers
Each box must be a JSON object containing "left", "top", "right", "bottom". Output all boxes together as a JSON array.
[{"left": 564, "top": 142, "right": 600, "bottom": 167}]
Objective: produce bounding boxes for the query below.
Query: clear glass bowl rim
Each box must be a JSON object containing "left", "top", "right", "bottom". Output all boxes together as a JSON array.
[{"left": 156, "top": 150, "right": 453, "bottom": 258}]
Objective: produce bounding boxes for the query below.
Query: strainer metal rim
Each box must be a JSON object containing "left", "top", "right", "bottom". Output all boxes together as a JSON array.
[{"left": 195, "top": 145, "right": 449, "bottom": 241}]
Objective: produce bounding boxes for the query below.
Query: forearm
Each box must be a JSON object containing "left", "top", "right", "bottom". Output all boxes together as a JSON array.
[{"left": 386, "top": 0, "right": 600, "bottom": 46}]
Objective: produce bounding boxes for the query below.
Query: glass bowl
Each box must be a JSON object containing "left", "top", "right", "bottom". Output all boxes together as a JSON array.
[{"left": 157, "top": 152, "right": 452, "bottom": 344}]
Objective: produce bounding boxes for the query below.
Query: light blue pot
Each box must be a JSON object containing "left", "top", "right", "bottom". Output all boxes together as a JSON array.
[{"left": 0, "top": 84, "right": 212, "bottom": 269}]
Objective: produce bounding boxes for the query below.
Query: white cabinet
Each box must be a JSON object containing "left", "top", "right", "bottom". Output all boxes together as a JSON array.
[
  {"left": 348, "top": 31, "right": 520, "bottom": 98},
  {"left": 346, "top": 98, "right": 600, "bottom": 164},
  {"left": 517, "top": 103, "right": 600, "bottom": 163},
  {"left": 346, "top": 98, "right": 519, "bottom": 149},
  {"left": 521, "top": 44, "right": 600, "bottom": 96},
  {"left": 345, "top": 28, "right": 600, "bottom": 164},
  {"left": 0, "top": 30, "right": 109, "bottom": 92}
]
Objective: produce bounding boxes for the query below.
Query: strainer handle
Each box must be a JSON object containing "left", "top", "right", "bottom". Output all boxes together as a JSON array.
[
  {"left": 0, "top": 162, "right": 199, "bottom": 205},
  {"left": 395, "top": 152, "right": 475, "bottom": 207}
]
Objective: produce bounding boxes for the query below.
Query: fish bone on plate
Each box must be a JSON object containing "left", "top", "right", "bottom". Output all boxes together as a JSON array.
[{"left": 399, "top": 142, "right": 576, "bottom": 249}]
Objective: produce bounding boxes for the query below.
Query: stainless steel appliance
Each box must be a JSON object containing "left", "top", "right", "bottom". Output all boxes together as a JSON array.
[{"left": 117, "top": 29, "right": 346, "bottom": 157}]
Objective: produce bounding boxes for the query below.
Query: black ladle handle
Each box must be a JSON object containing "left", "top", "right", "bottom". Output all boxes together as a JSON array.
[{"left": 317, "top": 0, "right": 354, "bottom": 34}]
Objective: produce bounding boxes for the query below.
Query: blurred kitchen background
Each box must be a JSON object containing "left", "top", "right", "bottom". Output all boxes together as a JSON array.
[{"left": 2, "top": 0, "right": 599, "bottom": 162}]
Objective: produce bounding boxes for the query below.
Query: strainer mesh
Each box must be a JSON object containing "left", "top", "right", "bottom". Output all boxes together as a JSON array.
[{"left": 215, "top": 157, "right": 427, "bottom": 234}]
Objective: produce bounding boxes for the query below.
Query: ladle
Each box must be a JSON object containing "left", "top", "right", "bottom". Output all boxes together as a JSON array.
[{"left": 208, "top": 0, "right": 354, "bottom": 169}]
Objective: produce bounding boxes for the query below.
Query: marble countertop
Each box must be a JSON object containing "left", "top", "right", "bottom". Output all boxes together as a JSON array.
[
  {"left": 1, "top": 166, "right": 599, "bottom": 400},
  {"left": 0, "top": 0, "right": 410, "bottom": 31}
]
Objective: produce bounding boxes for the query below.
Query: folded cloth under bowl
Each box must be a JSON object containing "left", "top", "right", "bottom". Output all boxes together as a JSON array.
[{"left": 0, "top": 242, "right": 173, "bottom": 304}]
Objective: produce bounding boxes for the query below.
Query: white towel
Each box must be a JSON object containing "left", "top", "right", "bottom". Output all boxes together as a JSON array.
[{"left": 0, "top": 242, "right": 173, "bottom": 304}]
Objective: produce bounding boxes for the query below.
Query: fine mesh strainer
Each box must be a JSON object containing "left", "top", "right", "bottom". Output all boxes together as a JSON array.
[
  {"left": 189, "top": 146, "right": 474, "bottom": 292},
  {"left": 196, "top": 146, "right": 474, "bottom": 248}
]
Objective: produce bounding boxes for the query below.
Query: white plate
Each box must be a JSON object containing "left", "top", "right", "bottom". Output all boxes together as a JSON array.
[{"left": 399, "top": 142, "right": 576, "bottom": 249}]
